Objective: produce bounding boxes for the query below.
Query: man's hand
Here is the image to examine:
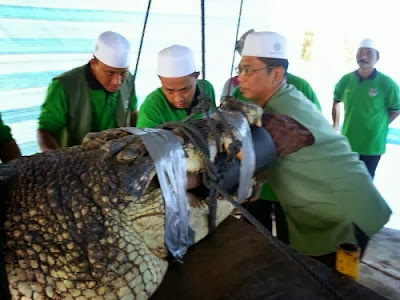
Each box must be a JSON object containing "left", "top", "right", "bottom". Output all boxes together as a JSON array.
[{"left": 247, "top": 178, "right": 263, "bottom": 202}]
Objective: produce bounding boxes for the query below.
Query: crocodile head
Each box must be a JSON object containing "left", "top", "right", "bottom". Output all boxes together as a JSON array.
[{"left": 2, "top": 99, "right": 263, "bottom": 299}]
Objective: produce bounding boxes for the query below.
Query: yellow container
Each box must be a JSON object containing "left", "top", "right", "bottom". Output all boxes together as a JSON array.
[{"left": 335, "top": 242, "right": 361, "bottom": 280}]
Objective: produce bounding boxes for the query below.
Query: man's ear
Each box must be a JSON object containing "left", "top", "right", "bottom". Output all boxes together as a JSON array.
[
  {"left": 273, "top": 67, "right": 285, "bottom": 84},
  {"left": 89, "top": 58, "right": 97, "bottom": 70}
]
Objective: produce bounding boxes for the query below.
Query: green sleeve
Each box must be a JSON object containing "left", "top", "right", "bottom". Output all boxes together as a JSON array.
[
  {"left": 333, "top": 76, "right": 346, "bottom": 102},
  {"left": 0, "top": 114, "right": 13, "bottom": 145},
  {"left": 38, "top": 79, "right": 68, "bottom": 134},
  {"left": 384, "top": 77, "right": 400, "bottom": 111},
  {"left": 136, "top": 90, "right": 164, "bottom": 128}
]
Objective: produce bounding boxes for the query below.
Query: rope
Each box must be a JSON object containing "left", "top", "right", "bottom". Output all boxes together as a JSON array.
[
  {"left": 226, "top": 0, "right": 244, "bottom": 96},
  {"left": 133, "top": 0, "right": 152, "bottom": 80}
]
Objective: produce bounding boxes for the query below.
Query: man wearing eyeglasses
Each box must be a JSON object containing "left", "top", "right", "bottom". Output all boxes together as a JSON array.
[
  {"left": 332, "top": 38, "right": 400, "bottom": 178},
  {"left": 237, "top": 31, "right": 391, "bottom": 268},
  {"left": 222, "top": 30, "right": 321, "bottom": 112},
  {"left": 136, "top": 45, "right": 216, "bottom": 129},
  {"left": 38, "top": 31, "right": 137, "bottom": 151}
]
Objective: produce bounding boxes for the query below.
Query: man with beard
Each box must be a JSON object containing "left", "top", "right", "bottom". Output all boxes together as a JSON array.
[
  {"left": 332, "top": 38, "right": 400, "bottom": 178},
  {"left": 136, "top": 45, "right": 215, "bottom": 128},
  {"left": 38, "top": 31, "right": 137, "bottom": 151}
]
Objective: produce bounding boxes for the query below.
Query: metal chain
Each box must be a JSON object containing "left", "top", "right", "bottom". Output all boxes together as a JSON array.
[
  {"left": 226, "top": 0, "right": 244, "bottom": 96},
  {"left": 133, "top": 0, "right": 152, "bottom": 80},
  {"left": 200, "top": 0, "right": 206, "bottom": 95}
]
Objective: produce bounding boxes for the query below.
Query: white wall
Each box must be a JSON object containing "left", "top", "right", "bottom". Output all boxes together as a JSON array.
[{"left": 1, "top": 0, "right": 399, "bottom": 155}]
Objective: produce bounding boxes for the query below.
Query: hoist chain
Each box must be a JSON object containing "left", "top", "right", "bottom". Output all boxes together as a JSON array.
[
  {"left": 195, "top": 0, "right": 244, "bottom": 233},
  {"left": 227, "top": 0, "right": 244, "bottom": 96},
  {"left": 133, "top": 0, "right": 152, "bottom": 80}
]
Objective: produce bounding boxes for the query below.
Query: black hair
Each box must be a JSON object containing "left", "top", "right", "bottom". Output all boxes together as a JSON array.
[{"left": 258, "top": 57, "right": 289, "bottom": 76}]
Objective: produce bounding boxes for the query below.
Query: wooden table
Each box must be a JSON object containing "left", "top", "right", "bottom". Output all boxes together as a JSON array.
[{"left": 152, "top": 217, "right": 384, "bottom": 300}]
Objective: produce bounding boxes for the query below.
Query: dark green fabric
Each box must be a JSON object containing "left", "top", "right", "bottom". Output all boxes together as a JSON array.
[
  {"left": 38, "top": 65, "right": 137, "bottom": 147},
  {"left": 263, "top": 84, "right": 391, "bottom": 255}
]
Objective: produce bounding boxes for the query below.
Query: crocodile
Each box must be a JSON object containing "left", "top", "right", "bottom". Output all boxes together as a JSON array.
[{"left": 0, "top": 99, "right": 265, "bottom": 299}]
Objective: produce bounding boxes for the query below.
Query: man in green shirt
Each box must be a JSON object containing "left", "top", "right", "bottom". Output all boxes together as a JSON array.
[
  {"left": 136, "top": 45, "right": 215, "bottom": 128},
  {"left": 38, "top": 31, "right": 137, "bottom": 151},
  {"left": 227, "top": 33, "right": 321, "bottom": 244},
  {"left": 332, "top": 38, "right": 400, "bottom": 178},
  {"left": 237, "top": 31, "right": 390, "bottom": 267},
  {"left": 0, "top": 113, "right": 21, "bottom": 162}
]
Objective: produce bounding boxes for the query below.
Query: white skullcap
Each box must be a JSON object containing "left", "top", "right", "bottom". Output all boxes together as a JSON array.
[
  {"left": 93, "top": 31, "right": 130, "bottom": 68},
  {"left": 157, "top": 45, "right": 196, "bottom": 78},
  {"left": 241, "top": 31, "right": 288, "bottom": 59},
  {"left": 359, "top": 38, "right": 378, "bottom": 52}
]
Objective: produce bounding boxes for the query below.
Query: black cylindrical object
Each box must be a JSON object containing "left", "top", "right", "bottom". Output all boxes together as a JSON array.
[{"left": 216, "top": 125, "right": 276, "bottom": 192}]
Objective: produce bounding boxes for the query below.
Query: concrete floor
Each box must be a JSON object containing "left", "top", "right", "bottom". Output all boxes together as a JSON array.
[
  {"left": 358, "top": 227, "right": 400, "bottom": 299},
  {"left": 374, "top": 144, "right": 400, "bottom": 231},
  {"left": 357, "top": 145, "right": 400, "bottom": 299}
]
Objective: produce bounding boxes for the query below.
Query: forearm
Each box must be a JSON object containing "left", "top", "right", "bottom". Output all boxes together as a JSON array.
[
  {"left": 332, "top": 101, "right": 341, "bottom": 130},
  {"left": 0, "top": 140, "right": 22, "bottom": 163},
  {"left": 37, "top": 129, "right": 60, "bottom": 152},
  {"left": 388, "top": 110, "right": 400, "bottom": 124}
]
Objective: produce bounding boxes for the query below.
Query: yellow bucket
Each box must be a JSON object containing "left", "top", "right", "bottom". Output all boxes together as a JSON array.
[{"left": 335, "top": 242, "right": 361, "bottom": 280}]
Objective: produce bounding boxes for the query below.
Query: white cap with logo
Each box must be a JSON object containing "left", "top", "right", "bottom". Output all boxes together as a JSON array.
[
  {"left": 93, "top": 31, "right": 130, "bottom": 68},
  {"left": 241, "top": 31, "right": 288, "bottom": 59},
  {"left": 359, "top": 38, "right": 378, "bottom": 53},
  {"left": 157, "top": 45, "right": 196, "bottom": 78}
]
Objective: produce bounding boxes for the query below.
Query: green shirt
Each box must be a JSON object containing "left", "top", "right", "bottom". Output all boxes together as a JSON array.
[
  {"left": 0, "top": 114, "right": 13, "bottom": 146},
  {"left": 334, "top": 70, "right": 400, "bottom": 155},
  {"left": 38, "top": 64, "right": 137, "bottom": 146},
  {"left": 266, "top": 84, "right": 391, "bottom": 255},
  {"left": 137, "top": 80, "right": 216, "bottom": 128},
  {"left": 232, "top": 72, "right": 321, "bottom": 201}
]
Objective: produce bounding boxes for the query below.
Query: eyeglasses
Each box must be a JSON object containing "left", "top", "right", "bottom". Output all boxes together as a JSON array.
[{"left": 235, "top": 66, "right": 270, "bottom": 77}]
